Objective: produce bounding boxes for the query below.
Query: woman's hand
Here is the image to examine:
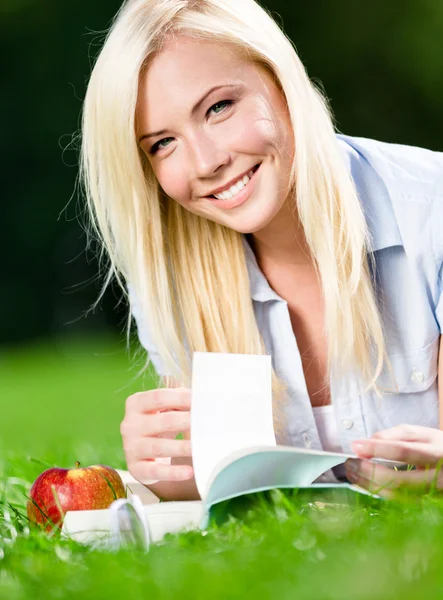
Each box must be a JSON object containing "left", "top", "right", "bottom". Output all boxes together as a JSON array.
[
  {"left": 345, "top": 424, "right": 443, "bottom": 498},
  {"left": 120, "top": 388, "right": 194, "bottom": 485}
]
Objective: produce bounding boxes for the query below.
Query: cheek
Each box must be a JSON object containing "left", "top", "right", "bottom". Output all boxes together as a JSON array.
[
  {"left": 233, "top": 102, "right": 278, "bottom": 154},
  {"left": 235, "top": 121, "right": 271, "bottom": 155},
  {"left": 254, "top": 91, "right": 294, "bottom": 153},
  {"left": 155, "top": 166, "right": 191, "bottom": 206}
]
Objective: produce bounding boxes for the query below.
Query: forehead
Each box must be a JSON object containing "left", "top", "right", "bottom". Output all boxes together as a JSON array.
[
  {"left": 145, "top": 36, "right": 251, "bottom": 91},
  {"left": 137, "top": 36, "right": 263, "bottom": 129}
]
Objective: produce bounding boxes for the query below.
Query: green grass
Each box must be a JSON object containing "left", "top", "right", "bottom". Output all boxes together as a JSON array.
[{"left": 2, "top": 336, "right": 443, "bottom": 599}]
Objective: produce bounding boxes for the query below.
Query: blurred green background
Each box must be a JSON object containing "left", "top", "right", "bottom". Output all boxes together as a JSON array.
[{"left": 1, "top": 0, "right": 443, "bottom": 459}]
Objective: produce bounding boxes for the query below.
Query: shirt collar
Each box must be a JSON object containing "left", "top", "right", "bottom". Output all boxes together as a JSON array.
[
  {"left": 241, "top": 235, "right": 281, "bottom": 302},
  {"left": 243, "top": 134, "right": 403, "bottom": 303},
  {"left": 336, "top": 134, "right": 403, "bottom": 253}
]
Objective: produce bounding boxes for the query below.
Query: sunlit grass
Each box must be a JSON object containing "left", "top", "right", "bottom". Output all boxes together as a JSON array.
[{"left": 2, "top": 337, "right": 443, "bottom": 599}]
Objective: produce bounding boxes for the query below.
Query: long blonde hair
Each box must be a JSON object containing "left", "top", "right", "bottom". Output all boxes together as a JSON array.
[{"left": 80, "top": 0, "right": 393, "bottom": 436}]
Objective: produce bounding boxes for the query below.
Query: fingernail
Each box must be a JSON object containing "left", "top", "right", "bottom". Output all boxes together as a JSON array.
[
  {"left": 351, "top": 441, "right": 365, "bottom": 454},
  {"left": 180, "top": 467, "right": 193, "bottom": 479}
]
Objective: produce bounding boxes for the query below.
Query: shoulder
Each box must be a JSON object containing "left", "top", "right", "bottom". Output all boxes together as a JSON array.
[
  {"left": 336, "top": 133, "right": 443, "bottom": 200},
  {"left": 337, "top": 134, "right": 443, "bottom": 259}
]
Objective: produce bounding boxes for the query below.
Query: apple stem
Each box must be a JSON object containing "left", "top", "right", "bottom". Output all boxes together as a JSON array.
[{"left": 75, "top": 461, "right": 81, "bottom": 469}]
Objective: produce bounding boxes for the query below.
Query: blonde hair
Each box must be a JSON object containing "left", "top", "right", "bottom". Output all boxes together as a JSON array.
[{"left": 80, "top": 0, "right": 394, "bottom": 437}]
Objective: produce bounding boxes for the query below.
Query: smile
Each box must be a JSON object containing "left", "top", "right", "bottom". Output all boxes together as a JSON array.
[
  {"left": 206, "top": 163, "right": 262, "bottom": 211},
  {"left": 208, "top": 164, "right": 260, "bottom": 200}
]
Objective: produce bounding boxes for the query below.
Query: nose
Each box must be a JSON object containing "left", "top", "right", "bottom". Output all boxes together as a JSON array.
[{"left": 187, "top": 130, "right": 231, "bottom": 180}]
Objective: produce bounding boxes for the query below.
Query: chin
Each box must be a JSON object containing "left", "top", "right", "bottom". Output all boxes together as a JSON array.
[
  {"left": 230, "top": 205, "right": 282, "bottom": 235},
  {"left": 228, "top": 222, "right": 264, "bottom": 235}
]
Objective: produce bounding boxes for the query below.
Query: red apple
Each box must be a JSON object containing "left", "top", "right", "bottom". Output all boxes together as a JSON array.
[{"left": 27, "top": 462, "right": 126, "bottom": 531}]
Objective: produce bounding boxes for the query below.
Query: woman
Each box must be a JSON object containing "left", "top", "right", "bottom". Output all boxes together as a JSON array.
[{"left": 80, "top": 0, "right": 443, "bottom": 501}]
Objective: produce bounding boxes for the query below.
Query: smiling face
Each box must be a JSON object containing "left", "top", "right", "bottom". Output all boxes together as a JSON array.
[{"left": 136, "top": 35, "right": 295, "bottom": 234}]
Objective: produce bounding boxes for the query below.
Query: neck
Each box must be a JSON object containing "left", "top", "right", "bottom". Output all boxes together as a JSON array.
[{"left": 247, "top": 197, "right": 314, "bottom": 270}]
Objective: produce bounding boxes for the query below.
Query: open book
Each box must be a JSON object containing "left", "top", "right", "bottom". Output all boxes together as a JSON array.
[{"left": 63, "top": 352, "right": 398, "bottom": 545}]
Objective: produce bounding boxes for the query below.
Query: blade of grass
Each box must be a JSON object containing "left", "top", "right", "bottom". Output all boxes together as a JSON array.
[
  {"left": 96, "top": 471, "right": 119, "bottom": 500},
  {"left": 28, "top": 457, "right": 55, "bottom": 469}
]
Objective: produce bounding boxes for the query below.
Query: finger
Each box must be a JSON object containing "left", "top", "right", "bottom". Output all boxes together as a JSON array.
[
  {"left": 125, "top": 388, "right": 191, "bottom": 416},
  {"left": 346, "top": 459, "right": 443, "bottom": 493},
  {"left": 132, "top": 437, "right": 192, "bottom": 461},
  {"left": 345, "top": 460, "right": 406, "bottom": 498},
  {"left": 132, "top": 461, "right": 194, "bottom": 484},
  {"left": 121, "top": 412, "right": 191, "bottom": 439},
  {"left": 371, "top": 424, "right": 437, "bottom": 443},
  {"left": 140, "top": 411, "right": 191, "bottom": 437},
  {"left": 345, "top": 473, "right": 396, "bottom": 500},
  {"left": 351, "top": 438, "right": 443, "bottom": 466}
]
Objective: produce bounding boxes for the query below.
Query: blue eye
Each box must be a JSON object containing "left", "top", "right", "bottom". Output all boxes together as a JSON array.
[
  {"left": 208, "top": 100, "right": 233, "bottom": 115},
  {"left": 150, "top": 137, "right": 174, "bottom": 154},
  {"left": 149, "top": 99, "right": 234, "bottom": 155}
]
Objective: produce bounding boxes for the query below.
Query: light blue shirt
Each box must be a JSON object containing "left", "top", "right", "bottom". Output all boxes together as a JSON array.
[{"left": 132, "top": 134, "right": 443, "bottom": 454}]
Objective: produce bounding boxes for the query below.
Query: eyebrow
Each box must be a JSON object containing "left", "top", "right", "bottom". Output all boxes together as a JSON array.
[{"left": 138, "top": 83, "right": 241, "bottom": 144}]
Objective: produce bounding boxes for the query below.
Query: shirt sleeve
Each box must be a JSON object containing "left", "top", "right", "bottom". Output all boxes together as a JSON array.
[
  {"left": 128, "top": 284, "right": 175, "bottom": 376},
  {"left": 436, "top": 265, "right": 443, "bottom": 334},
  {"left": 433, "top": 187, "right": 443, "bottom": 333}
]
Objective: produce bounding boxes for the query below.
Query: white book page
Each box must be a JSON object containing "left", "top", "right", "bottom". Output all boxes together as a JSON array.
[{"left": 191, "top": 352, "right": 276, "bottom": 499}]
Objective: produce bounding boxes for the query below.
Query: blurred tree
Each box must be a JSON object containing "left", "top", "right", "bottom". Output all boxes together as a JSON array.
[
  {"left": 269, "top": 0, "right": 443, "bottom": 150},
  {"left": 2, "top": 0, "right": 442, "bottom": 345},
  {"left": 2, "top": 0, "right": 123, "bottom": 344}
]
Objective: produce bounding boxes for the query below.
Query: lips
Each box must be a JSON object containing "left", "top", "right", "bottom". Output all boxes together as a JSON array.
[{"left": 205, "top": 164, "right": 261, "bottom": 198}]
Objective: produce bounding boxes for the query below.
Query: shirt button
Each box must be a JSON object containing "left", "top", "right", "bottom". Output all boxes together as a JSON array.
[
  {"left": 341, "top": 419, "right": 354, "bottom": 430},
  {"left": 411, "top": 370, "right": 424, "bottom": 383}
]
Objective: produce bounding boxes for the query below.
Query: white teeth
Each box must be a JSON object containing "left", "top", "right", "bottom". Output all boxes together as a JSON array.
[
  {"left": 211, "top": 165, "right": 260, "bottom": 200},
  {"left": 214, "top": 173, "right": 250, "bottom": 200},
  {"left": 232, "top": 180, "right": 244, "bottom": 194}
]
